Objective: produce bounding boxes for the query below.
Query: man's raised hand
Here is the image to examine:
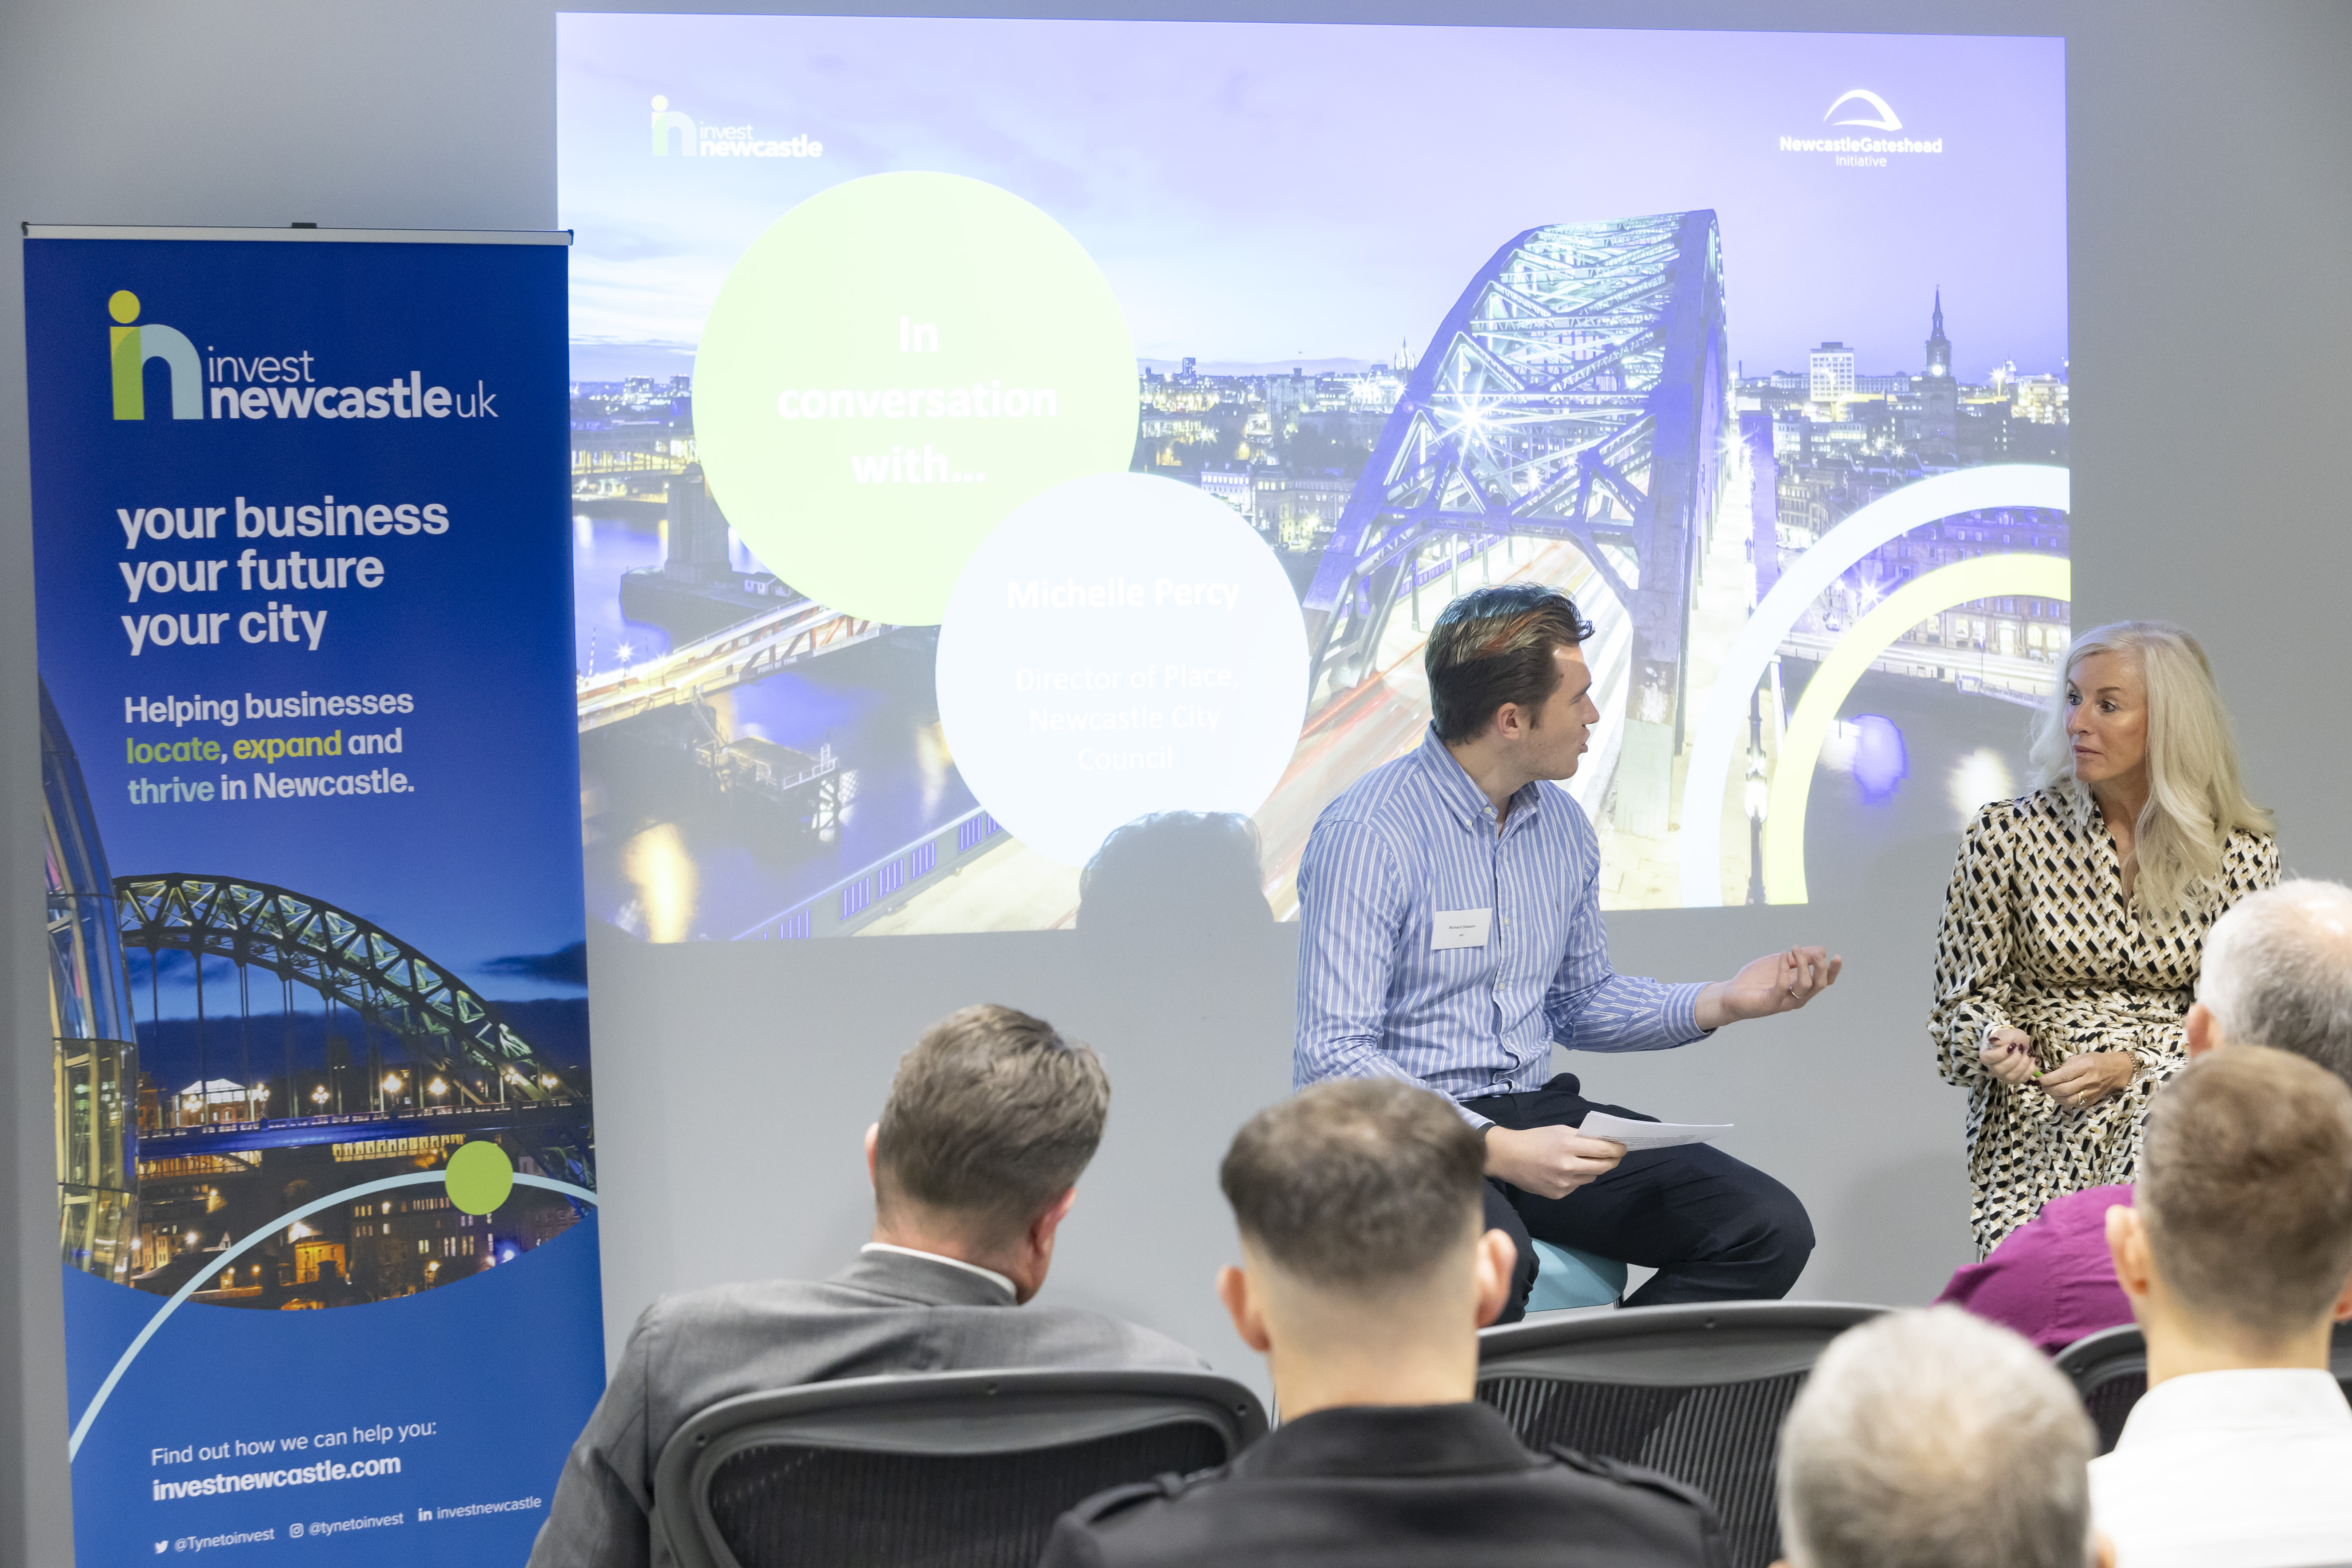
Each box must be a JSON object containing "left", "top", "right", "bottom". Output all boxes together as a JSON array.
[{"left": 1695, "top": 945, "right": 1843, "bottom": 1031}]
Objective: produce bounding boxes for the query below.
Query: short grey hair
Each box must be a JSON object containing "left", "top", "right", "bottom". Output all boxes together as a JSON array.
[
  {"left": 2197, "top": 879, "right": 2352, "bottom": 1090},
  {"left": 1778, "top": 1308, "right": 2095, "bottom": 1568}
]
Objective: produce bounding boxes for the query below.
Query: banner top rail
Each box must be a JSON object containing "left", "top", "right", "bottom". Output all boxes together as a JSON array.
[{"left": 21, "top": 223, "right": 573, "bottom": 245}]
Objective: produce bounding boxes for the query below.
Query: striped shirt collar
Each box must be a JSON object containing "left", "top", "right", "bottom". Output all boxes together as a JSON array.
[{"left": 1414, "top": 725, "right": 1544, "bottom": 834}]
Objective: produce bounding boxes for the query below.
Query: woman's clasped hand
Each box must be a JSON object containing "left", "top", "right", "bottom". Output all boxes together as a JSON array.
[
  {"left": 2039, "top": 1051, "right": 2137, "bottom": 1110},
  {"left": 1977, "top": 1027, "right": 2040, "bottom": 1086},
  {"left": 1976, "top": 1027, "right": 2135, "bottom": 1108}
]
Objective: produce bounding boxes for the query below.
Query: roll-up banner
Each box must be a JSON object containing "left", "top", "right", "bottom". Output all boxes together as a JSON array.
[{"left": 25, "top": 226, "right": 601, "bottom": 1564}]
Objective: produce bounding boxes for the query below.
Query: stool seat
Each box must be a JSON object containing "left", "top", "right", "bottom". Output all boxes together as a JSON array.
[{"left": 1524, "top": 1239, "right": 1628, "bottom": 1311}]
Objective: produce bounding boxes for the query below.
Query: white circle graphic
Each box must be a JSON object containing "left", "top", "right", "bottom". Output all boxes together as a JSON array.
[{"left": 936, "top": 472, "right": 1310, "bottom": 868}]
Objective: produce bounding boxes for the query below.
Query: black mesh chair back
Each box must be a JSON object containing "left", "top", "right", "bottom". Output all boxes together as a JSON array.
[
  {"left": 1476, "top": 1301, "right": 1888, "bottom": 1568},
  {"left": 2053, "top": 1320, "right": 2352, "bottom": 1455},
  {"left": 2051, "top": 1325, "right": 2150, "bottom": 1456},
  {"left": 652, "top": 1368, "right": 1267, "bottom": 1568}
]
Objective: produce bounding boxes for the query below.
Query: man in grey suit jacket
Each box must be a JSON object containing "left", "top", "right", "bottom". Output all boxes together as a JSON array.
[{"left": 529, "top": 1004, "right": 1203, "bottom": 1568}]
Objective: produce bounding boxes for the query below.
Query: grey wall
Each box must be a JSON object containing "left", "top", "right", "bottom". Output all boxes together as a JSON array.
[{"left": 6, "top": 2, "right": 2350, "bottom": 1562}]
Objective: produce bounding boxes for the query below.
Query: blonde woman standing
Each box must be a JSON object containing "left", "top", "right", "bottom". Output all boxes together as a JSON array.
[{"left": 1928, "top": 622, "right": 2276, "bottom": 1255}]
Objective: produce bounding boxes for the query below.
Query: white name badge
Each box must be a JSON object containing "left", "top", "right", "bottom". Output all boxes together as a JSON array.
[{"left": 1431, "top": 908, "right": 1494, "bottom": 951}]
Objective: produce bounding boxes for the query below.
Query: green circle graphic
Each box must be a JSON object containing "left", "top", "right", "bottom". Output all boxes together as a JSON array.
[
  {"left": 444, "top": 1140, "right": 514, "bottom": 1216},
  {"left": 694, "top": 172, "right": 1139, "bottom": 626}
]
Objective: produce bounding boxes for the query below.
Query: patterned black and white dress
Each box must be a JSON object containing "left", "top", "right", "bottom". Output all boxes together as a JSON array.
[{"left": 1927, "top": 787, "right": 2278, "bottom": 1256}]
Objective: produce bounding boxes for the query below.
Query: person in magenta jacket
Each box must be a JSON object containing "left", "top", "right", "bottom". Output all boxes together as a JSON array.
[{"left": 1936, "top": 880, "right": 2352, "bottom": 1352}]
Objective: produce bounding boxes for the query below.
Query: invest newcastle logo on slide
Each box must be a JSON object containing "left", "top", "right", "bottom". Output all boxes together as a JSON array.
[
  {"left": 649, "top": 93, "right": 822, "bottom": 159},
  {"left": 1778, "top": 88, "right": 1944, "bottom": 165},
  {"left": 105, "top": 290, "right": 501, "bottom": 424}
]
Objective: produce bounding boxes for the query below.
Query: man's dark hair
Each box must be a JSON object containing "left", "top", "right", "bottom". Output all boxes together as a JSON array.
[
  {"left": 2140, "top": 1044, "right": 2352, "bottom": 1342},
  {"left": 1220, "top": 1080, "right": 1486, "bottom": 1288},
  {"left": 1424, "top": 584, "right": 1595, "bottom": 743},
  {"left": 1078, "top": 811, "right": 1270, "bottom": 931},
  {"left": 875, "top": 1004, "right": 1110, "bottom": 1242}
]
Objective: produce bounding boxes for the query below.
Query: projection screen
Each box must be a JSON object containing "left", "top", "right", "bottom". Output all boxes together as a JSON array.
[{"left": 557, "top": 16, "right": 2068, "bottom": 939}]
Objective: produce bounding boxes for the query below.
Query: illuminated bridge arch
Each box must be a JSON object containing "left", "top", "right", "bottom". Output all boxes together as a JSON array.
[
  {"left": 1304, "top": 208, "right": 1727, "bottom": 764},
  {"left": 112, "top": 873, "right": 559, "bottom": 1099}
]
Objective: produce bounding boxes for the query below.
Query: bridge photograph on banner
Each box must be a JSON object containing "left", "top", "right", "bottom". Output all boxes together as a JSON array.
[
  {"left": 25, "top": 226, "right": 602, "bottom": 1563},
  {"left": 558, "top": 18, "right": 2068, "bottom": 937}
]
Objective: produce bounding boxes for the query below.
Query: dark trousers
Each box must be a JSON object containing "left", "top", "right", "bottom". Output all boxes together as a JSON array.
[{"left": 1466, "top": 1073, "right": 1815, "bottom": 1321}]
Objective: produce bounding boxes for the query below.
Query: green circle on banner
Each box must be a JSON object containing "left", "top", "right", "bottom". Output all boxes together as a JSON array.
[
  {"left": 444, "top": 1141, "right": 514, "bottom": 1216},
  {"left": 693, "top": 172, "right": 1139, "bottom": 626}
]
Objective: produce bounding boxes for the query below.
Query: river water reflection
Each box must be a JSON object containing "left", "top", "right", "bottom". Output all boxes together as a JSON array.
[{"left": 572, "top": 510, "right": 978, "bottom": 939}]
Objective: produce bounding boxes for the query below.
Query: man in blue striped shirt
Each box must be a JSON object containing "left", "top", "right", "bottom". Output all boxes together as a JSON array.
[{"left": 1297, "top": 584, "right": 1840, "bottom": 1316}]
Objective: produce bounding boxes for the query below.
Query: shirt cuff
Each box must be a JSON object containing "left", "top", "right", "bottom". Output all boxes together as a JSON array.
[
  {"left": 1451, "top": 1098, "right": 1495, "bottom": 1132},
  {"left": 1664, "top": 980, "right": 1711, "bottom": 1043}
]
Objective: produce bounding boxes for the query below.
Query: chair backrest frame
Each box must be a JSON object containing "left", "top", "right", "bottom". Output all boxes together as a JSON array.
[
  {"left": 1474, "top": 1301, "right": 1890, "bottom": 1568},
  {"left": 2051, "top": 1323, "right": 2147, "bottom": 1387},
  {"left": 2053, "top": 1319, "right": 2352, "bottom": 1455},
  {"left": 652, "top": 1366, "right": 1268, "bottom": 1568},
  {"left": 1476, "top": 1300, "right": 1891, "bottom": 1384}
]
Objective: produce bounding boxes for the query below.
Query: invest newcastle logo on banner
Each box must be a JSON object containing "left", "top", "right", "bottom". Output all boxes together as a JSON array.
[
  {"left": 105, "top": 289, "right": 501, "bottom": 423},
  {"left": 1778, "top": 88, "right": 1944, "bottom": 166},
  {"left": 649, "top": 93, "right": 823, "bottom": 159},
  {"left": 108, "top": 291, "right": 200, "bottom": 420}
]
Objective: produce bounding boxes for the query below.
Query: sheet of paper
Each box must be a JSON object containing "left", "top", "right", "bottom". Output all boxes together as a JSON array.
[{"left": 1578, "top": 1113, "right": 1732, "bottom": 1151}]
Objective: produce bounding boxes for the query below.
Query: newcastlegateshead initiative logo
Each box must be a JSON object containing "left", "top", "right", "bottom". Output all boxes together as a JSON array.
[
  {"left": 105, "top": 289, "right": 502, "bottom": 423},
  {"left": 649, "top": 94, "right": 823, "bottom": 160},
  {"left": 1779, "top": 88, "right": 1943, "bottom": 166}
]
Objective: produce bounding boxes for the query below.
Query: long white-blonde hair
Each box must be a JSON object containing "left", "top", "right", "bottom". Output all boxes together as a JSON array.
[{"left": 2028, "top": 620, "right": 2271, "bottom": 919}]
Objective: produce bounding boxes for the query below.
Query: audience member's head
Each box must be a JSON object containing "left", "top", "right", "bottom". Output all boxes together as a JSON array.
[
  {"left": 2188, "top": 879, "right": 2352, "bottom": 1087},
  {"left": 2107, "top": 1045, "right": 2352, "bottom": 1364},
  {"left": 1078, "top": 810, "right": 1272, "bottom": 934},
  {"left": 865, "top": 1004, "right": 1109, "bottom": 1300},
  {"left": 1215, "top": 1080, "right": 1514, "bottom": 1415},
  {"left": 1776, "top": 1307, "right": 2103, "bottom": 1568}
]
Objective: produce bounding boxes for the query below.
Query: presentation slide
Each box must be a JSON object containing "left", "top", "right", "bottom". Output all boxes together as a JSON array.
[{"left": 557, "top": 17, "right": 2067, "bottom": 939}]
